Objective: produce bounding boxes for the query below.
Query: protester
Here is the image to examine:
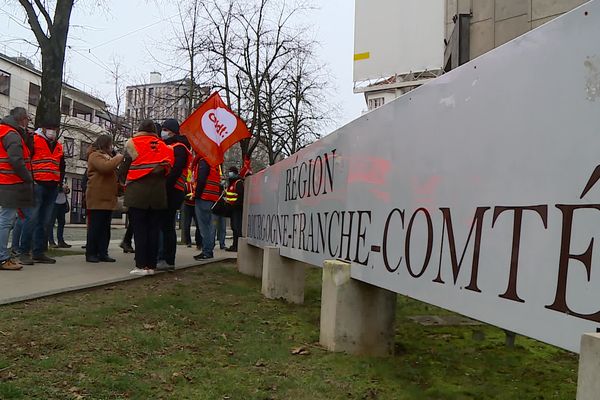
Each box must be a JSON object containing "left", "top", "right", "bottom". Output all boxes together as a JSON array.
[
  {"left": 224, "top": 166, "right": 244, "bottom": 252},
  {"left": 0, "top": 107, "right": 34, "bottom": 270},
  {"left": 157, "top": 118, "right": 191, "bottom": 270},
  {"left": 121, "top": 119, "right": 174, "bottom": 275},
  {"left": 48, "top": 183, "right": 71, "bottom": 248},
  {"left": 18, "top": 125, "right": 65, "bottom": 265},
  {"left": 193, "top": 155, "right": 221, "bottom": 260},
  {"left": 85, "top": 135, "right": 124, "bottom": 263}
]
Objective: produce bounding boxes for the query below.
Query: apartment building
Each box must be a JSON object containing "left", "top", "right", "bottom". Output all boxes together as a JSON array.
[{"left": 0, "top": 53, "right": 131, "bottom": 223}]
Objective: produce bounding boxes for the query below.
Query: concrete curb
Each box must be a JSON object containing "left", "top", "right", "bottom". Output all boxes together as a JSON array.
[{"left": 0, "top": 257, "right": 235, "bottom": 306}]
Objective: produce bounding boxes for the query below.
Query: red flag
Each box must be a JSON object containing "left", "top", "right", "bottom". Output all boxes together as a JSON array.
[
  {"left": 239, "top": 154, "right": 253, "bottom": 177},
  {"left": 180, "top": 92, "right": 251, "bottom": 166}
]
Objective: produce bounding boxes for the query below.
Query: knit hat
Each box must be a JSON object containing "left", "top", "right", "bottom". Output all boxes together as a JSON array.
[{"left": 162, "top": 118, "right": 180, "bottom": 134}]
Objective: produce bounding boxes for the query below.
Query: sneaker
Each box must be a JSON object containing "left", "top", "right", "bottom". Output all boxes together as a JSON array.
[
  {"left": 156, "top": 260, "right": 169, "bottom": 271},
  {"left": 186, "top": 244, "right": 192, "bottom": 248},
  {"left": 57, "top": 242, "right": 72, "bottom": 249},
  {"left": 194, "top": 253, "right": 214, "bottom": 260},
  {"left": 98, "top": 256, "right": 116, "bottom": 262},
  {"left": 129, "top": 268, "right": 146, "bottom": 276},
  {"left": 130, "top": 268, "right": 155, "bottom": 276},
  {"left": 225, "top": 246, "right": 237, "bottom": 252},
  {"left": 32, "top": 254, "right": 56, "bottom": 264},
  {"left": 119, "top": 241, "right": 135, "bottom": 254},
  {"left": 18, "top": 254, "right": 34, "bottom": 265},
  {"left": 86, "top": 256, "right": 100, "bottom": 263},
  {"left": 48, "top": 241, "right": 58, "bottom": 248},
  {"left": 0, "top": 259, "right": 23, "bottom": 271}
]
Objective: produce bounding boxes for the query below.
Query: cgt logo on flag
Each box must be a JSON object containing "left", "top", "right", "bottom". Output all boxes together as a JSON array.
[
  {"left": 202, "top": 108, "right": 238, "bottom": 145},
  {"left": 180, "top": 92, "right": 251, "bottom": 166}
]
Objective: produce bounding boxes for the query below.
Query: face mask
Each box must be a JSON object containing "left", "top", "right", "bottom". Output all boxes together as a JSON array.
[
  {"left": 161, "top": 130, "right": 170, "bottom": 140},
  {"left": 228, "top": 172, "right": 238, "bottom": 179},
  {"left": 45, "top": 129, "right": 57, "bottom": 140}
]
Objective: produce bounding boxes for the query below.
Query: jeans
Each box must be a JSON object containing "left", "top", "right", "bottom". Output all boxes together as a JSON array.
[
  {"left": 11, "top": 213, "right": 24, "bottom": 250},
  {"left": 0, "top": 207, "right": 17, "bottom": 262},
  {"left": 86, "top": 210, "right": 112, "bottom": 259},
  {"left": 195, "top": 199, "right": 216, "bottom": 257},
  {"left": 48, "top": 203, "right": 67, "bottom": 243},
  {"left": 215, "top": 215, "right": 227, "bottom": 249},
  {"left": 129, "top": 207, "right": 162, "bottom": 269},
  {"left": 20, "top": 184, "right": 58, "bottom": 257}
]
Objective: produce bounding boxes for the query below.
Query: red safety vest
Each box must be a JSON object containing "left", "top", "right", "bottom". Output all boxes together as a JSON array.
[
  {"left": 225, "top": 179, "right": 242, "bottom": 204},
  {"left": 126, "top": 135, "right": 174, "bottom": 183},
  {"left": 32, "top": 134, "right": 63, "bottom": 182},
  {"left": 170, "top": 142, "right": 191, "bottom": 192},
  {"left": 0, "top": 124, "right": 31, "bottom": 185},
  {"left": 201, "top": 165, "right": 222, "bottom": 202}
]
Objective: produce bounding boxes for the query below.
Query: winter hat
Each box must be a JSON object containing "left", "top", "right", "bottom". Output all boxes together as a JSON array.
[{"left": 162, "top": 118, "right": 180, "bottom": 134}]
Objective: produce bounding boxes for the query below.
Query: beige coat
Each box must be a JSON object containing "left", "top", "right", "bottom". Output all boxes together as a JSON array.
[{"left": 86, "top": 150, "right": 124, "bottom": 210}]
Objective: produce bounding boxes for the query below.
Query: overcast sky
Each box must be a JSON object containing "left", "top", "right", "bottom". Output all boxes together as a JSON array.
[{"left": 0, "top": 0, "right": 366, "bottom": 132}]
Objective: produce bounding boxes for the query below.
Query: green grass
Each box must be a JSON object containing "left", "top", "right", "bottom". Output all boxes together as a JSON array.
[{"left": 0, "top": 262, "right": 578, "bottom": 399}]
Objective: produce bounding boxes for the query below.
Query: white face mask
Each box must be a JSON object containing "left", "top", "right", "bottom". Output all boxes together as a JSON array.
[
  {"left": 44, "top": 129, "right": 57, "bottom": 140},
  {"left": 161, "top": 130, "right": 170, "bottom": 140}
]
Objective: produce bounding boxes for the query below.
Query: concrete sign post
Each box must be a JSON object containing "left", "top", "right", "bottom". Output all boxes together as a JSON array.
[{"left": 246, "top": 1, "right": 600, "bottom": 354}]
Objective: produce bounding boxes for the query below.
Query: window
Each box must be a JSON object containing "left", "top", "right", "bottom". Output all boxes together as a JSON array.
[
  {"left": 28, "top": 83, "right": 40, "bottom": 106},
  {"left": 127, "top": 90, "right": 133, "bottom": 104},
  {"left": 63, "top": 137, "right": 74, "bottom": 158},
  {"left": 61, "top": 96, "right": 71, "bottom": 115},
  {"left": 147, "top": 107, "right": 153, "bottom": 118},
  {"left": 0, "top": 70, "right": 10, "bottom": 96},
  {"left": 173, "top": 107, "right": 179, "bottom": 118},
  {"left": 80, "top": 141, "right": 91, "bottom": 161},
  {"left": 148, "top": 88, "right": 154, "bottom": 97},
  {"left": 368, "top": 97, "right": 385, "bottom": 111}
]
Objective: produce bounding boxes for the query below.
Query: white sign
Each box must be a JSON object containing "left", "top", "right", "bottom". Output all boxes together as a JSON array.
[
  {"left": 201, "top": 107, "right": 238, "bottom": 145},
  {"left": 247, "top": 1, "right": 600, "bottom": 354},
  {"left": 353, "top": 0, "right": 445, "bottom": 82}
]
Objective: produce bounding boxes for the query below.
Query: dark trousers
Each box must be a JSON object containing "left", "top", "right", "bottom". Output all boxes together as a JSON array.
[
  {"left": 231, "top": 208, "right": 242, "bottom": 249},
  {"left": 49, "top": 203, "right": 67, "bottom": 243},
  {"left": 182, "top": 203, "right": 202, "bottom": 247},
  {"left": 86, "top": 210, "right": 112, "bottom": 258},
  {"left": 129, "top": 207, "right": 162, "bottom": 269},
  {"left": 161, "top": 190, "right": 184, "bottom": 265},
  {"left": 123, "top": 213, "right": 134, "bottom": 245}
]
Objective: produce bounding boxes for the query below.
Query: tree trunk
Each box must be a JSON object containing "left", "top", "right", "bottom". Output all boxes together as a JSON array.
[{"left": 36, "top": 46, "right": 65, "bottom": 128}]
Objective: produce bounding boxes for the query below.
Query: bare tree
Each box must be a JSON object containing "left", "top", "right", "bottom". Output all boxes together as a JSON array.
[{"left": 16, "top": 0, "right": 75, "bottom": 128}]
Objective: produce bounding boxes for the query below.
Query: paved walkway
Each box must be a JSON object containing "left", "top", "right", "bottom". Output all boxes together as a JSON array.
[{"left": 0, "top": 243, "right": 236, "bottom": 305}]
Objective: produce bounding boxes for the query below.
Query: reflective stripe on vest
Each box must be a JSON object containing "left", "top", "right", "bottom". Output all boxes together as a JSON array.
[
  {"left": 0, "top": 124, "right": 31, "bottom": 185},
  {"left": 224, "top": 180, "right": 241, "bottom": 204},
  {"left": 200, "top": 165, "right": 222, "bottom": 202},
  {"left": 32, "top": 134, "right": 62, "bottom": 182},
  {"left": 170, "top": 142, "right": 191, "bottom": 192},
  {"left": 126, "top": 135, "right": 174, "bottom": 183}
]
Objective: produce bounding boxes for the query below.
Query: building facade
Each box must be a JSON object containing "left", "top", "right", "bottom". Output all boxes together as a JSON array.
[
  {"left": 444, "top": 0, "right": 589, "bottom": 70},
  {"left": 358, "top": 0, "right": 588, "bottom": 111},
  {"left": 125, "top": 72, "right": 209, "bottom": 127},
  {"left": 0, "top": 53, "right": 131, "bottom": 223}
]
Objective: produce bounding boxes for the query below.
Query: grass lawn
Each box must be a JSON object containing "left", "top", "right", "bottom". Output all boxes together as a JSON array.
[{"left": 0, "top": 261, "right": 578, "bottom": 399}]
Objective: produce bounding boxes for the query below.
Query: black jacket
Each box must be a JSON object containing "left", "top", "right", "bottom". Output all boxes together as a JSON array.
[{"left": 164, "top": 135, "right": 191, "bottom": 191}]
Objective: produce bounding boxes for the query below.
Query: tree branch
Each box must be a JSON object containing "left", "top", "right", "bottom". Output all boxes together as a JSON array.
[{"left": 17, "top": 0, "right": 49, "bottom": 44}]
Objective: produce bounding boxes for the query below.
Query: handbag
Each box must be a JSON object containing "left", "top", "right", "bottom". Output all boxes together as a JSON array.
[
  {"left": 64, "top": 200, "right": 70, "bottom": 214},
  {"left": 211, "top": 192, "right": 231, "bottom": 217}
]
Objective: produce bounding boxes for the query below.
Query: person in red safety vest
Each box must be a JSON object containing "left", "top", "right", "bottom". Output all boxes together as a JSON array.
[
  {"left": 18, "top": 124, "right": 65, "bottom": 266},
  {"left": 121, "top": 119, "right": 174, "bottom": 276},
  {"left": 0, "top": 107, "right": 33, "bottom": 270},
  {"left": 193, "top": 154, "right": 221, "bottom": 260},
  {"left": 157, "top": 118, "right": 191, "bottom": 270},
  {"left": 224, "top": 166, "right": 244, "bottom": 252}
]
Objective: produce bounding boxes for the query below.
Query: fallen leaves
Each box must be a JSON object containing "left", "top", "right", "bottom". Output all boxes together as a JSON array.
[{"left": 291, "top": 346, "right": 310, "bottom": 356}]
